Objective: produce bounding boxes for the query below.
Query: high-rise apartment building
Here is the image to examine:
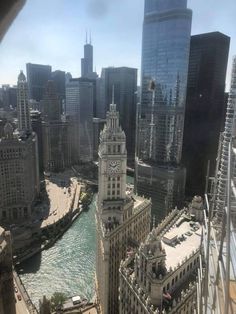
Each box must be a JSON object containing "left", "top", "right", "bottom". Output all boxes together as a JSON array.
[
  {"left": 119, "top": 199, "right": 203, "bottom": 314},
  {"left": 136, "top": 0, "right": 192, "bottom": 220},
  {"left": 26, "top": 63, "right": 51, "bottom": 101},
  {"left": 182, "top": 32, "right": 230, "bottom": 197},
  {"left": 66, "top": 78, "right": 94, "bottom": 163},
  {"left": 17, "top": 71, "right": 31, "bottom": 134},
  {"left": 0, "top": 227, "right": 15, "bottom": 314},
  {"left": 98, "top": 67, "right": 137, "bottom": 164},
  {"left": 96, "top": 101, "right": 151, "bottom": 313}
]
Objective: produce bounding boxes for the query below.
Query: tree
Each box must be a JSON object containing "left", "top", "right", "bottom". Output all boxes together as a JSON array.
[{"left": 50, "top": 292, "right": 67, "bottom": 312}]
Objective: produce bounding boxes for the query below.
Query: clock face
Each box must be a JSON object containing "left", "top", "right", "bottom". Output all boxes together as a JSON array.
[{"left": 108, "top": 160, "right": 120, "bottom": 174}]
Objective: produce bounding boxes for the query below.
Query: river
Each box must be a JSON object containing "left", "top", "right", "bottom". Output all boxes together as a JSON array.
[{"left": 19, "top": 176, "right": 134, "bottom": 308}]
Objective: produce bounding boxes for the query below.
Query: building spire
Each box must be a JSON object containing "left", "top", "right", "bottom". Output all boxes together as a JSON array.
[
  {"left": 85, "top": 29, "right": 88, "bottom": 44},
  {"left": 90, "top": 30, "right": 92, "bottom": 44}
]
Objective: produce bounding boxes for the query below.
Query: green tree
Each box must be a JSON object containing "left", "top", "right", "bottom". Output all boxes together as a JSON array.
[{"left": 50, "top": 292, "right": 67, "bottom": 312}]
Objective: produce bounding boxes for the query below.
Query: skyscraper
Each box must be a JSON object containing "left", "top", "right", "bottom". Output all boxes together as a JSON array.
[
  {"left": 96, "top": 101, "right": 151, "bottom": 313},
  {"left": 81, "top": 33, "right": 95, "bottom": 79},
  {"left": 17, "top": 71, "right": 31, "bottom": 133},
  {"left": 66, "top": 78, "right": 94, "bottom": 163},
  {"left": 42, "top": 80, "right": 61, "bottom": 122},
  {"left": 182, "top": 32, "right": 230, "bottom": 197},
  {"left": 51, "top": 70, "right": 66, "bottom": 113},
  {"left": 26, "top": 63, "right": 51, "bottom": 101},
  {"left": 41, "top": 81, "right": 71, "bottom": 172},
  {"left": 99, "top": 67, "right": 137, "bottom": 164},
  {"left": 136, "top": 0, "right": 192, "bottom": 219}
]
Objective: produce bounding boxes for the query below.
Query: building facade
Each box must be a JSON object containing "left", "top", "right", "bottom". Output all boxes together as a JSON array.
[
  {"left": 0, "top": 123, "right": 39, "bottom": 222},
  {"left": 99, "top": 67, "right": 137, "bottom": 164},
  {"left": 96, "top": 102, "right": 151, "bottom": 314},
  {"left": 119, "top": 202, "right": 203, "bottom": 314},
  {"left": 66, "top": 79, "right": 94, "bottom": 163},
  {"left": 182, "top": 32, "right": 230, "bottom": 197},
  {"left": 136, "top": 0, "right": 192, "bottom": 220},
  {"left": 26, "top": 63, "right": 51, "bottom": 102},
  {"left": 0, "top": 227, "right": 15, "bottom": 314},
  {"left": 17, "top": 71, "right": 31, "bottom": 134}
]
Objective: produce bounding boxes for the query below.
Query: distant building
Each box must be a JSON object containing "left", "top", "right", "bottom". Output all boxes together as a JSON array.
[
  {"left": 119, "top": 202, "right": 203, "bottom": 314},
  {"left": 182, "top": 32, "right": 230, "bottom": 197},
  {"left": 41, "top": 80, "right": 61, "bottom": 122},
  {"left": 136, "top": 0, "right": 192, "bottom": 220},
  {"left": 42, "top": 120, "right": 71, "bottom": 172},
  {"left": 66, "top": 79, "right": 93, "bottom": 163},
  {"left": 93, "top": 117, "right": 106, "bottom": 160},
  {"left": 81, "top": 34, "right": 97, "bottom": 79},
  {"left": 26, "top": 63, "right": 51, "bottom": 101},
  {"left": 98, "top": 67, "right": 137, "bottom": 164},
  {"left": 96, "top": 101, "right": 151, "bottom": 314},
  {"left": 0, "top": 85, "right": 17, "bottom": 110},
  {"left": 31, "top": 110, "right": 44, "bottom": 174},
  {"left": 0, "top": 226, "right": 15, "bottom": 314},
  {"left": 17, "top": 71, "right": 31, "bottom": 134},
  {"left": 0, "top": 123, "right": 39, "bottom": 222},
  {"left": 51, "top": 70, "right": 66, "bottom": 112}
]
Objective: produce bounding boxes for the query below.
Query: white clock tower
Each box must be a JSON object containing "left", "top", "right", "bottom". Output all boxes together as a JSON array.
[
  {"left": 98, "top": 101, "right": 126, "bottom": 210},
  {"left": 96, "top": 98, "right": 151, "bottom": 314}
]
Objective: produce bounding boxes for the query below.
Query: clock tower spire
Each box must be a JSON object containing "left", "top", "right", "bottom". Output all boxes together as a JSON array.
[
  {"left": 98, "top": 96, "right": 127, "bottom": 206},
  {"left": 96, "top": 95, "right": 151, "bottom": 314}
]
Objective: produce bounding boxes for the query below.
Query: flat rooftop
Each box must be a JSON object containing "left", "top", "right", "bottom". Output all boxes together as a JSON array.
[{"left": 162, "top": 219, "right": 202, "bottom": 270}]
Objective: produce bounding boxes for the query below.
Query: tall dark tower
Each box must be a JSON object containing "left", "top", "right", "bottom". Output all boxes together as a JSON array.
[
  {"left": 136, "top": 0, "right": 192, "bottom": 220},
  {"left": 81, "top": 32, "right": 93, "bottom": 78},
  {"left": 182, "top": 32, "right": 230, "bottom": 197}
]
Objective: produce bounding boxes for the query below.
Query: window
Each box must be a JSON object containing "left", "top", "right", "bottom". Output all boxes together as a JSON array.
[{"left": 118, "top": 145, "right": 121, "bottom": 152}]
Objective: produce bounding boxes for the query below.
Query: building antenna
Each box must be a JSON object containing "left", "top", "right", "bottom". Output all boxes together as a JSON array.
[
  {"left": 86, "top": 29, "right": 88, "bottom": 44},
  {"left": 90, "top": 30, "right": 92, "bottom": 44}
]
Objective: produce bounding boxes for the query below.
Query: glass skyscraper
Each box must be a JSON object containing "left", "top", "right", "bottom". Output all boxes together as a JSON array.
[{"left": 136, "top": 0, "right": 192, "bottom": 219}]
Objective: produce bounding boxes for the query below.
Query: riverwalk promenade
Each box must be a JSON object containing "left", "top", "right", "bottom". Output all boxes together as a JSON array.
[{"left": 12, "top": 171, "right": 85, "bottom": 264}]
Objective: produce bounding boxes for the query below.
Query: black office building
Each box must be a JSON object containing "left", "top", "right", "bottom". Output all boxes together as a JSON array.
[
  {"left": 26, "top": 63, "right": 52, "bottom": 101},
  {"left": 182, "top": 32, "right": 230, "bottom": 197},
  {"left": 98, "top": 67, "right": 137, "bottom": 164}
]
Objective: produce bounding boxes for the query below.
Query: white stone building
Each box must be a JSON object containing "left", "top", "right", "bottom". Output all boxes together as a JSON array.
[
  {"left": 96, "top": 101, "right": 151, "bottom": 314},
  {"left": 119, "top": 205, "right": 203, "bottom": 314}
]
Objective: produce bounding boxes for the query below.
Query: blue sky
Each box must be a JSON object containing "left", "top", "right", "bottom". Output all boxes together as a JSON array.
[{"left": 0, "top": 0, "right": 235, "bottom": 90}]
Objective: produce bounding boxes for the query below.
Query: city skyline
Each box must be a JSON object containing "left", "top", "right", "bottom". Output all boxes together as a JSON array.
[{"left": 0, "top": 0, "right": 235, "bottom": 90}]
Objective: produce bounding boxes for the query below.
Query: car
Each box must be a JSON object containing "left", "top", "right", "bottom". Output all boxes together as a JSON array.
[
  {"left": 17, "top": 294, "right": 22, "bottom": 301},
  {"left": 14, "top": 286, "right": 18, "bottom": 293}
]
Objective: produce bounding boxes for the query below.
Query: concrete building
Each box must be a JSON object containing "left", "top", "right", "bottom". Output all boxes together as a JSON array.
[
  {"left": 98, "top": 67, "right": 137, "bottom": 164},
  {"left": 182, "top": 32, "right": 230, "bottom": 197},
  {"left": 119, "top": 203, "right": 203, "bottom": 314},
  {"left": 81, "top": 33, "right": 97, "bottom": 79},
  {"left": 0, "top": 226, "right": 15, "bottom": 314},
  {"left": 136, "top": 0, "right": 192, "bottom": 220},
  {"left": 17, "top": 71, "right": 31, "bottom": 134},
  {"left": 66, "top": 79, "right": 94, "bottom": 163},
  {"left": 0, "top": 123, "right": 39, "bottom": 222},
  {"left": 26, "top": 63, "right": 51, "bottom": 102},
  {"left": 96, "top": 101, "right": 151, "bottom": 314}
]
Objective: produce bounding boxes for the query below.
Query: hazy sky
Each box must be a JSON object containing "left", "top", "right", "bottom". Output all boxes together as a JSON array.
[{"left": 0, "top": 0, "right": 235, "bottom": 90}]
